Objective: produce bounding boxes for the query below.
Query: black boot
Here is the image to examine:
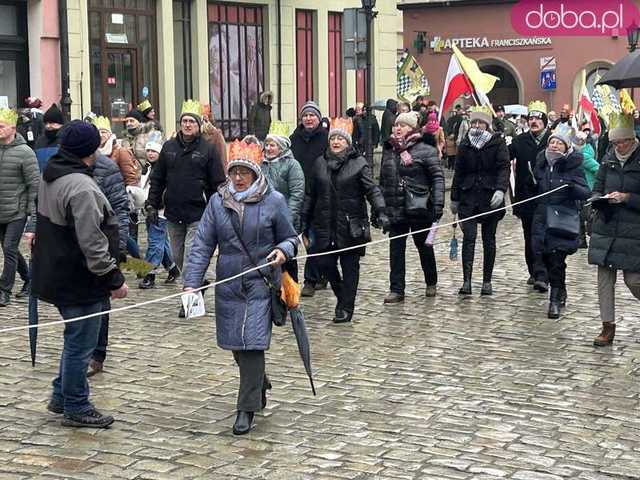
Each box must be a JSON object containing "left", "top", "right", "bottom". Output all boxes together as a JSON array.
[
  {"left": 480, "top": 282, "right": 493, "bottom": 296},
  {"left": 333, "top": 309, "right": 352, "bottom": 323},
  {"left": 138, "top": 273, "right": 155, "bottom": 289},
  {"left": 458, "top": 261, "right": 473, "bottom": 295},
  {"left": 548, "top": 287, "right": 561, "bottom": 319},
  {"left": 558, "top": 287, "right": 567, "bottom": 307},
  {"left": 165, "top": 266, "right": 180, "bottom": 284},
  {"left": 232, "top": 411, "right": 254, "bottom": 435},
  {"left": 0, "top": 290, "right": 10, "bottom": 307},
  {"left": 15, "top": 281, "right": 30, "bottom": 298}
]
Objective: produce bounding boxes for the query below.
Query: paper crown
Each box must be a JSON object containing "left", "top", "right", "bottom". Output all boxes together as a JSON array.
[
  {"left": 93, "top": 115, "right": 111, "bottom": 132},
  {"left": 137, "top": 99, "right": 152, "bottom": 113},
  {"left": 228, "top": 139, "right": 263, "bottom": 165},
  {"left": 550, "top": 122, "right": 574, "bottom": 144},
  {"left": 147, "top": 130, "right": 163, "bottom": 145},
  {"left": 180, "top": 99, "right": 203, "bottom": 119},
  {"left": 609, "top": 112, "right": 634, "bottom": 130},
  {"left": 528, "top": 100, "right": 547, "bottom": 115},
  {"left": 269, "top": 121, "right": 291, "bottom": 136},
  {"left": 0, "top": 108, "right": 18, "bottom": 126},
  {"left": 329, "top": 117, "right": 353, "bottom": 135},
  {"left": 468, "top": 105, "right": 493, "bottom": 116}
]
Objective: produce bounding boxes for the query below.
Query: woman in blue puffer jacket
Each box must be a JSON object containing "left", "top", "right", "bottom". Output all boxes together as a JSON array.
[{"left": 183, "top": 141, "right": 298, "bottom": 436}]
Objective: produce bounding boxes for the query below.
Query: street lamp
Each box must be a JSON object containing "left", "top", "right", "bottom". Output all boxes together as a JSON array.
[
  {"left": 627, "top": 20, "right": 639, "bottom": 52},
  {"left": 361, "top": 0, "right": 376, "bottom": 169}
]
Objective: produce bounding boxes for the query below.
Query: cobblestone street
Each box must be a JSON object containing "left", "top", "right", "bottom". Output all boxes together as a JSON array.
[{"left": 0, "top": 212, "right": 639, "bottom": 480}]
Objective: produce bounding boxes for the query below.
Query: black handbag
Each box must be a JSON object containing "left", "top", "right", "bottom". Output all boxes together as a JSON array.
[
  {"left": 347, "top": 216, "right": 371, "bottom": 242},
  {"left": 229, "top": 217, "right": 288, "bottom": 327},
  {"left": 546, "top": 204, "right": 580, "bottom": 239},
  {"left": 403, "top": 179, "right": 431, "bottom": 217}
]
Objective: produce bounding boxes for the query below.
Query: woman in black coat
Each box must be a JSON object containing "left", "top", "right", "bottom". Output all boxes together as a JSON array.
[
  {"left": 302, "top": 123, "right": 387, "bottom": 323},
  {"left": 450, "top": 107, "right": 510, "bottom": 296},
  {"left": 531, "top": 126, "right": 590, "bottom": 319},
  {"left": 379, "top": 112, "right": 445, "bottom": 303}
]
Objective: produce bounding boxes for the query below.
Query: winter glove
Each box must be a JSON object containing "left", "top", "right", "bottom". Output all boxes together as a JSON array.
[
  {"left": 490, "top": 190, "right": 505, "bottom": 209},
  {"left": 378, "top": 214, "right": 391, "bottom": 234},
  {"left": 434, "top": 206, "right": 444, "bottom": 221},
  {"left": 145, "top": 205, "right": 159, "bottom": 225},
  {"left": 450, "top": 201, "right": 459, "bottom": 215},
  {"left": 370, "top": 213, "right": 380, "bottom": 229}
]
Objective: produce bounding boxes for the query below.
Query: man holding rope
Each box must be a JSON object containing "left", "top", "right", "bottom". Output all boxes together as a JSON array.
[{"left": 30, "top": 120, "right": 128, "bottom": 428}]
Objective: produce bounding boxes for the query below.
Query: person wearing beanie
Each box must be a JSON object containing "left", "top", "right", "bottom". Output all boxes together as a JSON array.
[
  {"left": 247, "top": 90, "right": 273, "bottom": 140},
  {"left": 301, "top": 121, "right": 387, "bottom": 324},
  {"left": 183, "top": 139, "right": 297, "bottom": 436},
  {"left": 290, "top": 100, "right": 329, "bottom": 296},
  {"left": 34, "top": 104, "right": 66, "bottom": 171},
  {"left": 30, "top": 120, "right": 128, "bottom": 428},
  {"left": 147, "top": 100, "right": 225, "bottom": 318},
  {"left": 529, "top": 123, "right": 590, "bottom": 320},
  {"left": 122, "top": 107, "right": 159, "bottom": 176},
  {"left": 422, "top": 112, "right": 446, "bottom": 160},
  {"left": 509, "top": 100, "right": 552, "bottom": 292},
  {"left": 451, "top": 105, "right": 510, "bottom": 297},
  {"left": 379, "top": 107, "right": 444, "bottom": 304},
  {"left": 492, "top": 104, "right": 516, "bottom": 139}
]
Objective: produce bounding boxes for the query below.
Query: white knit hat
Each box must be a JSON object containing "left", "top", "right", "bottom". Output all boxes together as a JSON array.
[{"left": 394, "top": 112, "right": 419, "bottom": 130}]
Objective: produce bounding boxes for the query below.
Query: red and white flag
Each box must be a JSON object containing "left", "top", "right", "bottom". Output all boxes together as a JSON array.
[
  {"left": 438, "top": 55, "right": 474, "bottom": 121},
  {"left": 578, "top": 84, "right": 601, "bottom": 135}
]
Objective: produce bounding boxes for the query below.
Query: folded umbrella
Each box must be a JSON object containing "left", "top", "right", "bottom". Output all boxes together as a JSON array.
[
  {"left": 449, "top": 219, "right": 459, "bottom": 261},
  {"left": 28, "top": 293, "right": 38, "bottom": 367}
]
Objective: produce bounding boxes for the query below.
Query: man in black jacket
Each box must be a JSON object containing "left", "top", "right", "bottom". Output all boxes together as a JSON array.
[
  {"left": 352, "top": 102, "right": 380, "bottom": 156},
  {"left": 509, "top": 101, "right": 550, "bottom": 291},
  {"left": 290, "top": 101, "right": 329, "bottom": 296},
  {"left": 30, "top": 121, "right": 128, "bottom": 428},
  {"left": 247, "top": 91, "right": 273, "bottom": 141},
  {"left": 380, "top": 99, "right": 398, "bottom": 146},
  {"left": 147, "top": 101, "right": 225, "bottom": 292}
]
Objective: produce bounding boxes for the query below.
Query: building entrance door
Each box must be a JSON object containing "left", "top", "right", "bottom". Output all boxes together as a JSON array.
[{"left": 103, "top": 48, "right": 138, "bottom": 137}]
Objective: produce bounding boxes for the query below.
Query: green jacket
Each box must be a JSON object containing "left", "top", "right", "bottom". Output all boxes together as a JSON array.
[
  {"left": 260, "top": 150, "right": 305, "bottom": 231},
  {"left": 0, "top": 134, "right": 40, "bottom": 223},
  {"left": 580, "top": 143, "right": 599, "bottom": 190}
]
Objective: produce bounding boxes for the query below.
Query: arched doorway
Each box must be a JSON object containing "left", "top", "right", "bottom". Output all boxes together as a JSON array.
[
  {"left": 478, "top": 59, "right": 521, "bottom": 106},
  {"left": 571, "top": 61, "right": 615, "bottom": 107}
]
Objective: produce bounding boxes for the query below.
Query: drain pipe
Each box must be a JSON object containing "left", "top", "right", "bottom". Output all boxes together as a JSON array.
[
  {"left": 276, "top": 0, "right": 282, "bottom": 120},
  {"left": 59, "top": 0, "right": 72, "bottom": 120}
]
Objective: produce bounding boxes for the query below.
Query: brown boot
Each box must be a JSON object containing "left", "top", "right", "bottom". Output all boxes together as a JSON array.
[{"left": 593, "top": 322, "right": 616, "bottom": 347}]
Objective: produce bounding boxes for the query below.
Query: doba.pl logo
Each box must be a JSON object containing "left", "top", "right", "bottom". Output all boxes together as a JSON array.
[{"left": 511, "top": 0, "right": 640, "bottom": 36}]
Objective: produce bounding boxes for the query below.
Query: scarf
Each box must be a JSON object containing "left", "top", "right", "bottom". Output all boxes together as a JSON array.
[
  {"left": 221, "top": 174, "right": 269, "bottom": 223},
  {"left": 99, "top": 134, "right": 116, "bottom": 157},
  {"left": 264, "top": 148, "right": 293, "bottom": 164},
  {"left": 468, "top": 128, "right": 493, "bottom": 150},
  {"left": 388, "top": 132, "right": 422, "bottom": 166},
  {"left": 615, "top": 139, "right": 639, "bottom": 166},
  {"left": 545, "top": 148, "right": 566, "bottom": 167},
  {"left": 325, "top": 148, "right": 351, "bottom": 172},
  {"left": 530, "top": 127, "right": 548, "bottom": 146}
]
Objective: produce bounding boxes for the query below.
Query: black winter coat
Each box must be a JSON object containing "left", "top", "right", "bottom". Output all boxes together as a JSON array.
[
  {"left": 588, "top": 146, "right": 640, "bottom": 271},
  {"left": 247, "top": 91, "right": 272, "bottom": 140},
  {"left": 379, "top": 135, "right": 445, "bottom": 226},
  {"left": 302, "top": 148, "right": 385, "bottom": 254},
  {"left": 451, "top": 134, "right": 510, "bottom": 220},
  {"left": 290, "top": 125, "right": 329, "bottom": 182},
  {"left": 509, "top": 129, "right": 552, "bottom": 217},
  {"left": 147, "top": 133, "right": 225, "bottom": 224},
  {"left": 93, "top": 154, "right": 130, "bottom": 254},
  {"left": 531, "top": 150, "right": 590, "bottom": 255},
  {"left": 353, "top": 114, "right": 380, "bottom": 152},
  {"left": 380, "top": 99, "right": 398, "bottom": 144}
]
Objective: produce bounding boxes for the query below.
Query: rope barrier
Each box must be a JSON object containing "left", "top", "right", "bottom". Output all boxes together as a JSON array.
[{"left": 0, "top": 184, "right": 568, "bottom": 335}]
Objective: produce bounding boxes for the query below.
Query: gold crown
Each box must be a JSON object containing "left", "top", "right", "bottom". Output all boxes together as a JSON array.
[
  {"left": 93, "top": 116, "right": 111, "bottom": 132},
  {"left": 0, "top": 108, "right": 18, "bottom": 126},
  {"left": 228, "top": 139, "right": 263, "bottom": 165},
  {"left": 609, "top": 112, "right": 634, "bottom": 130},
  {"left": 468, "top": 105, "right": 493, "bottom": 116},
  {"left": 269, "top": 121, "right": 291, "bottom": 136},
  {"left": 528, "top": 100, "right": 547, "bottom": 115},
  {"left": 180, "top": 99, "right": 203, "bottom": 119},
  {"left": 137, "top": 99, "right": 152, "bottom": 113},
  {"left": 329, "top": 117, "right": 353, "bottom": 135}
]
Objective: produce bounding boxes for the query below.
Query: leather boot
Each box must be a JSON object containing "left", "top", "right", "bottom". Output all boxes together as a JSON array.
[
  {"left": 480, "top": 282, "right": 493, "bottom": 296},
  {"left": 558, "top": 287, "right": 567, "bottom": 307},
  {"left": 458, "top": 261, "right": 473, "bottom": 295},
  {"left": 548, "top": 288, "right": 561, "bottom": 319},
  {"left": 593, "top": 322, "right": 616, "bottom": 347},
  {"left": 333, "top": 309, "right": 352, "bottom": 324},
  {"left": 232, "top": 411, "right": 254, "bottom": 435},
  {"left": 0, "top": 290, "right": 10, "bottom": 307},
  {"left": 138, "top": 274, "right": 155, "bottom": 289}
]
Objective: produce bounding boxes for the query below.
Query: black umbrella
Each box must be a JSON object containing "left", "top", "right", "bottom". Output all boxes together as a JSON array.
[
  {"left": 596, "top": 50, "right": 640, "bottom": 89},
  {"left": 28, "top": 293, "right": 38, "bottom": 367},
  {"left": 289, "top": 308, "right": 316, "bottom": 396}
]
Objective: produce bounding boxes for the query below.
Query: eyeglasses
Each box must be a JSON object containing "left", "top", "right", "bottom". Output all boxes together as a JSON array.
[
  {"left": 230, "top": 169, "right": 253, "bottom": 178},
  {"left": 181, "top": 118, "right": 198, "bottom": 125},
  {"left": 611, "top": 139, "right": 633, "bottom": 146}
]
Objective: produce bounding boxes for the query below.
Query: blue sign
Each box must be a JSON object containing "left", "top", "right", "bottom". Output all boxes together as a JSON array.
[
  {"left": 541, "top": 70, "right": 556, "bottom": 90},
  {"left": 142, "top": 86, "right": 149, "bottom": 98}
]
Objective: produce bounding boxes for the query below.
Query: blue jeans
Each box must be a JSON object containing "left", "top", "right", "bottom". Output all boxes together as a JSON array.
[
  {"left": 145, "top": 218, "right": 175, "bottom": 272},
  {"left": 51, "top": 302, "right": 104, "bottom": 414},
  {"left": 127, "top": 236, "right": 140, "bottom": 259}
]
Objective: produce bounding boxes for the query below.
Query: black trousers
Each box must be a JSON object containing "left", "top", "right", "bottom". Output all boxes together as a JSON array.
[
  {"left": 389, "top": 222, "right": 437, "bottom": 294},
  {"left": 460, "top": 215, "right": 499, "bottom": 282},
  {"left": 303, "top": 257, "right": 322, "bottom": 286},
  {"left": 318, "top": 252, "right": 361, "bottom": 314},
  {"left": 0, "top": 218, "right": 27, "bottom": 293},
  {"left": 520, "top": 213, "right": 548, "bottom": 282},
  {"left": 542, "top": 251, "right": 567, "bottom": 289},
  {"left": 232, "top": 350, "right": 269, "bottom": 412},
  {"left": 91, "top": 298, "right": 110, "bottom": 363}
]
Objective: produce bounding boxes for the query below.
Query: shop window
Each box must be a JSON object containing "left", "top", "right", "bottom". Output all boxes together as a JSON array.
[
  {"left": 328, "top": 12, "right": 343, "bottom": 118},
  {"left": 0, "top": 2, "right": 28, "bottom": 107},
  {"left": 174, "top": 0, "right": 193, "bottom": 118},
  {"left": 296, "top": 10, "right": 314, "bottom": 114},
  {"left": 208, "top": 2, "right": 264, "bottom": 139}
]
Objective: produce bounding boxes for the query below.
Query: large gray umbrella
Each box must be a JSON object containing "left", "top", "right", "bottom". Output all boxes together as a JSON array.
[{"left": 596, "top": 50, "right": 640, "bottom": 89}]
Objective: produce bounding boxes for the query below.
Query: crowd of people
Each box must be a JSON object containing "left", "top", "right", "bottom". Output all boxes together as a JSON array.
[{"left": 0, "top": 88, "right": 638, "bottom": 435}]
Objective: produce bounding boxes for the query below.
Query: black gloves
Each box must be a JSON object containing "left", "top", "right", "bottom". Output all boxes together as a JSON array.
[
  {"left": 378, "top": 213, "right": 391, "bottom": 233},
  {"left": 145, "top": 205, "right": 159, "bottom": 225},
  {"left": 434, "top": 207, "right": 444, "bottom": 221}
]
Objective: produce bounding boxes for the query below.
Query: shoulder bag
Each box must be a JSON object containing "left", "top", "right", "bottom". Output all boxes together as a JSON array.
[{"left": 546, "top": 204, "right": 580, "bottom": 239}]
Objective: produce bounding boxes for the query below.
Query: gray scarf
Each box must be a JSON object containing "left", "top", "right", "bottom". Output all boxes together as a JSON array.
[
  {"left": 615, "top": 139, "right": 639, "bottom": 166},
  {"left": 468, "top": 128, "right": 493, "bottom": 149}
]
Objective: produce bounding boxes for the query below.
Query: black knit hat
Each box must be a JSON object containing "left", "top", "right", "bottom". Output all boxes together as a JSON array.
[
  {"left": 60, "top": 120, "right": 101, "bottom": 158},
  {"left": 125, "top": 109, "right": 144, "bottom": 123},
  {"left": 43, "top": 104, "right": 64, "bottom": 125}
]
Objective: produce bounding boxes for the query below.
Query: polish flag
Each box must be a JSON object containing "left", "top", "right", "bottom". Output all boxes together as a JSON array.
[
  {"left": 438, "top": 55, "right": 474, "bottom": 121},
  {"left": 578, "top": 84, "right": 601, "bottom": 135}
]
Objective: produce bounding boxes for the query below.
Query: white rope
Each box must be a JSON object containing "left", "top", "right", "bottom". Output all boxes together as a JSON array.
[{"left": 0, "top": 185, "right": 567, "bottom": 335}]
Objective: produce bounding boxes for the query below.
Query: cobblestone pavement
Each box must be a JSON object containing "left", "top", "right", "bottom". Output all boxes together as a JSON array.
[{"left": 0, "top": 210, "right": 639, "bottom": 480}]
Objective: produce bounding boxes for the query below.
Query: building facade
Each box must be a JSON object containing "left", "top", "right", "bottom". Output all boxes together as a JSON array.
[
  {"left": 399, "top": 0, "right": 630, "bottom": 112},
  {"left": 62, "top": 0, "right": 402, "bottom": 138}
]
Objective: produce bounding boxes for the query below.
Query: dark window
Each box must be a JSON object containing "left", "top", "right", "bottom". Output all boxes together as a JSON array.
[
  {"left": 174, "top": 0, "right": 193, "bottom": 117},
  {"left": 0, "top": 1, "right": 29, "bottom": 107},
  {"left": 208, "top": 2, "right": 264, "bottom": 140},
  {"left": 328, "top": 12, "right": 342, "bottom": 118},
  {"left": 296, "top": 10, "right": 314, "bottom": 114}
]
